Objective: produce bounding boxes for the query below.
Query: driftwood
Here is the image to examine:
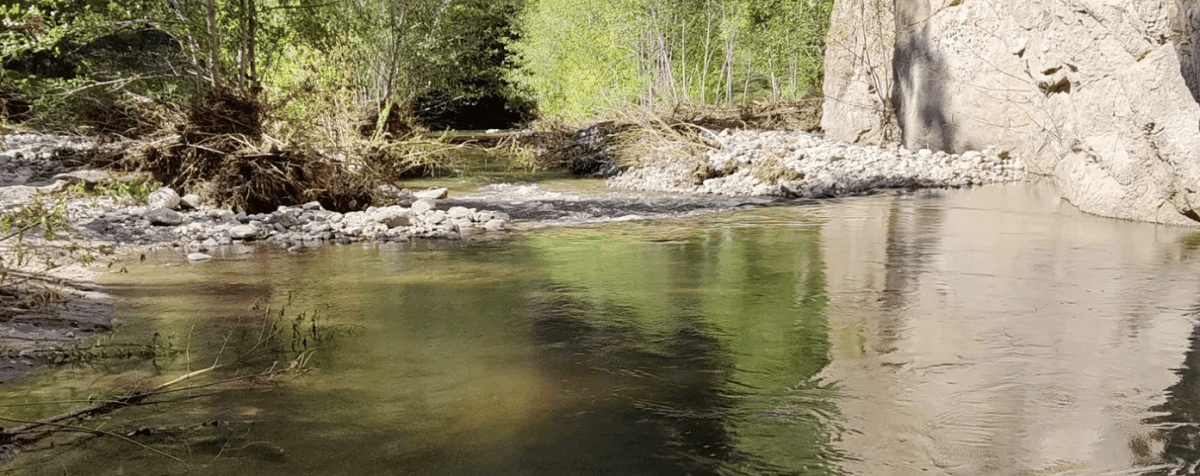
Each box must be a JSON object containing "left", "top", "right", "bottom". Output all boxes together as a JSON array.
[
  {"left": 0, "top": 351, "right": 311, "bottom": 469},
  {"left": 1, "top": 365, "right": 221, "bottom": 441}
]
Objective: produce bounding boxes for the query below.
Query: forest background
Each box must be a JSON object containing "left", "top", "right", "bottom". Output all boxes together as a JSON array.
[{"left": 0, "top": 0, "right": 834, "bottom": 135}]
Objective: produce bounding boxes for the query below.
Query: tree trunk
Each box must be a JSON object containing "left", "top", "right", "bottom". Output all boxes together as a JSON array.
[
  {"left": 248, "top": 0, "right": 257, "bottom": 88},
  {"left": 205, "top": 0, "right": 221, "bottom": 90},
  {"left": 679, "top": 19, "right": 687, "bottom": 102},
  {"left": 723, "top": 35, "right": 735, "bottom": 105},
  {"left": 701, "top": 6, "right": 714, "bottom": 103}
]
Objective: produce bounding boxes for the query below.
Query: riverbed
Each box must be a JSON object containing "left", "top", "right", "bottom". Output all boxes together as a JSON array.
[{"left": 2, "top": 180, "right": 1198, "bottom": 475}]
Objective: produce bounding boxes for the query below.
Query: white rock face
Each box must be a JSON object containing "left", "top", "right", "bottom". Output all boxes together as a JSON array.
[{"left": 822, "top": 0, "right": 1200, "bottom": 225}]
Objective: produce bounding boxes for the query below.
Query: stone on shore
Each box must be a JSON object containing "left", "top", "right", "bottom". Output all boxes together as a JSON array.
[
  {"left": 411, "top": 198, "right": 437, "bottom": 214},
  {"left": 147, "top": 187, "right": 181, "bottom": 210},
  {"left": 413, "top": 187, "right": 449, "bottom": 200},
  {"left": 374, "top": 207, "right": 413, "bottom": 228},
  {"left": 180, "top": 193, "right": 203, "bottom": 210},
  {"left": 146, "top": 208, "right": 183, "bottom": 226},
  {"left": 229, "top": 225, "right": 260, "bottom": 241}
]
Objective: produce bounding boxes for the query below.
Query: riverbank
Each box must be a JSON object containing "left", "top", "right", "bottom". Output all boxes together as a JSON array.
[
  {"left": 607, "top": 129, "right": 1026, "bottom": 196},
  {"left": 0, "top": 125, "right": 1027, "bottom": 382}
]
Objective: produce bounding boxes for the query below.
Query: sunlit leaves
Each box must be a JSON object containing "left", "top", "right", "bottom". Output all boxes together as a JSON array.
[{"left": 510, "top": 0, "right": 835, "bottom": 118}]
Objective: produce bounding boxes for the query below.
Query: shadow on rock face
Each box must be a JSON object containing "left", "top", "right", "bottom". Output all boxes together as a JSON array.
[{"left": 893, "top": 22, "right": 956, "bottom": 153}]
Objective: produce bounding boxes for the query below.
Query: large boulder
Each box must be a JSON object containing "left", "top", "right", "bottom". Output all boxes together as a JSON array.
[
  {"left": 822, "top": 0, "right": 1200, "bottom": 225},
  {"left": 821, "top": 0, "right": 901, "bottom": 146}
]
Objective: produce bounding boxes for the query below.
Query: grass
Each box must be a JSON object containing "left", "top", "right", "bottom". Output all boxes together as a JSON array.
[{"left": 60, "top": 174, "right": 160, "bottom": 205}]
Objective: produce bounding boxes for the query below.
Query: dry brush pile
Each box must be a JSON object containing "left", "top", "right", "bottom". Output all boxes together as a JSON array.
[
  {"left": 540, "top": 99, "right": 823, "bottom": 179},
  {"left": 77, "top": 90, "right": 469, "bottom": 214}
]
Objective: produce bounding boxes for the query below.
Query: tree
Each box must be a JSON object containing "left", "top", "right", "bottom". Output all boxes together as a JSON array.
[{"left": 509, "top": 0, "right": 835, "bottom": 118}]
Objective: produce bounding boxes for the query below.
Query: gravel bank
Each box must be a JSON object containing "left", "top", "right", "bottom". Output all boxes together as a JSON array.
[{"left": 608, "top": 129, "right": 1026, "bottom": 197}]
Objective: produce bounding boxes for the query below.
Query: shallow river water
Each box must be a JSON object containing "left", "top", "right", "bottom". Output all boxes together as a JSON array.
[{"left": 4, "top": 181, "right": 1200, "bottom": 475}]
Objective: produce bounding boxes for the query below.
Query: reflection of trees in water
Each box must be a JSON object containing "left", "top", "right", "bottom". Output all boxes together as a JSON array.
[
  {"left": 517, "top": 221, "right": 842, "bottom": 475},
  {"left": 526, "top": 292, "right": 741, "bottom": 476},
  {"left": 877, "top": 200, "right": 945, "bottom": 355},
  {"left": 1145, "top": 318, "right": 1200, "bottom": 473}
]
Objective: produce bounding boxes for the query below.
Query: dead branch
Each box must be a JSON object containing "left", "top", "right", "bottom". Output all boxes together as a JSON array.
[
  {"left": 1, "top": 365, "right": 223, "bottom": 438},
  {"left": 0, "top": 416, "right": 189, "bottom": 472}
]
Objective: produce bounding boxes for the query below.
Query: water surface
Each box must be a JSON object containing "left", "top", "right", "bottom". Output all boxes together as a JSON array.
[{"left": 3, "top": 181, "right": 1200, "bottom": 475}]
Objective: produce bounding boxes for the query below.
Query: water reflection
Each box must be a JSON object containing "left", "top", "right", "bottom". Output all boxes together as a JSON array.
[
  {"left": 820, "top": 181, "right": 1200, "bottom": 475},
  {"left": 6, "top": 181, "right": 1200, "bottom": 475},
  {"left": 1146, "top": 316, "right": 1200, "bottom": 473},
  {"left": 521, "top": 215, "right": 844, "bottom": 475},
  {"left": 0, "top": 207, "right": 842, "bottom": 475}
]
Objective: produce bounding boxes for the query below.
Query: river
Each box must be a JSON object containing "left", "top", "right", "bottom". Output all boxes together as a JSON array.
[{"left": 2, "top": 180, "right": 1199, "bottom": 475}]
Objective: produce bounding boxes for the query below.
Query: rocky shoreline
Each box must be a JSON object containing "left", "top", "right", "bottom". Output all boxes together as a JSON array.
[{"left": 608, "top": 129, "right": 1026, "bottom": 196}]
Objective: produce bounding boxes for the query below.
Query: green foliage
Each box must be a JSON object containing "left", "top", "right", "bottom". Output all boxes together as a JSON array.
[
  {"left": 3, "top": 0, "right": 834, "bottom": 132},
  {"left": 510, "top": 0, "right": 835, "bottom": 119},
  {"left": 332, "top": 0, "right": 525, "bottom": 103},
  {"left": 0, "top": 195, "right": 68, "bottom": 240},
  {"left": 62, "top": 176, "right": 160, "bottom": 204},
  {"left": 507, "top": 0, "right": 646, "bottom": 118}
]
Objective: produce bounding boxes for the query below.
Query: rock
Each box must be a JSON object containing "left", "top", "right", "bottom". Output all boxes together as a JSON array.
[
  {"left": 229, "top": 225, "right": 259, "bottom": 241},
  {"left": 447, "top": 206, "right": 474, "bottom": 220},
  {"left": 425, "top": 210, "right": 447, "bottom": 225},
  {"left": 180, "top": 194, "right": 202, "bottom": 209},
  {"left": 145, "top": 207, "right": 183, "bottom": 226},
  {"left": 373, "top": 184, "right": 413, "bottom": 205},
  {"left": 302, "top": 201, "right": 323, "bottom": 211},
  {"left": 413, "top": 187, "right": 449, "bottom": 200},
  {"left": 271, "top": 211, "right": 299, "bottom": 229},
  {"left": 374, "top": 208, "right": 413, "bottom": 229},
  {"left": 820, "top": 0, "right": 900, "bottom": 147},
  {"left": 452, "top": 219, "right": 476, "bottom": 233},
  {"left": 52, "top": 169, "right": 109, "bottom": 189},
  {"left": 483, "top": 219, "right": 506, "bottom": 231},
  {"left": 147, "top": 187, "right": 181, "bottom": 210},
  {"left": 821, "top": 0, "right": 1200, "bottom": 225},
  {"left": 411, "top": 198, "right": 437, "bottom": 215},
  {"left": 187, "top": 253, "right": 213, "bottom": 262}
]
